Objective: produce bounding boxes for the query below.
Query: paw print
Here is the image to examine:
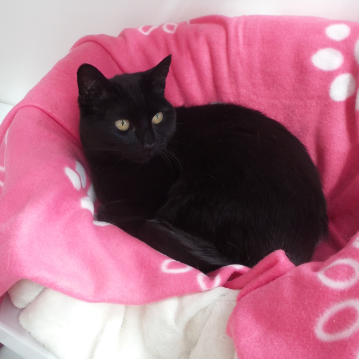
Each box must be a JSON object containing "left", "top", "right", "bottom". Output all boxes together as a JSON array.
[
  {"left": 311, "top": 25, "right": 359, "bottom": 348},
  {"left": 64, "top": 161, "right": 110, "bottom": 226},
  {"left": 311, "top": 23, "right": 359, "bottom": 109},
  {"left": 161, "top": 258, "right": 222, "bottom": 291},
  {"left": 138, "top": 23, "right": 179, "bottom": 35},
  {"left": 161, "top": 259, "right": 246, "bottom": 291},
  {"left": 315, "top": 249, "right": 359, "bottom": 344},
  {"left": 315, "top": 299, "right": 359, "bottom": 342}
]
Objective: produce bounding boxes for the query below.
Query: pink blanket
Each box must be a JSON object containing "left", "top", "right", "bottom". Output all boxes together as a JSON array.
[{"left": 1, "top": 15, "right": 359, "bottom": 358}]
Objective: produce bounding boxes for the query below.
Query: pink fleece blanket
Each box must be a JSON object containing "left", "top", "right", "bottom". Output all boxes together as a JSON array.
[{"left": 1, "top": 14, "right": 359, "bottom": 358}]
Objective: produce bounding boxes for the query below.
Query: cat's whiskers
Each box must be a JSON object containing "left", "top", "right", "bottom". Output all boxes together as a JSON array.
[
  {"left": 163, "top": 150, "right": 181, "bottom": 172},
  {"left": 167, "top": 146, "right": 182, "bottom": 158},
  {"left": 227, "top": 241, "right": 240, "bottom": 250},
  {"left": 170, "top": 140, "right": 195, "bottom": 150},
  {"left": 160, "top": 151, "right": 175, "bottom": 177},
  {"left": 162, "top": 148, "right": 183, "bottom": 172}
]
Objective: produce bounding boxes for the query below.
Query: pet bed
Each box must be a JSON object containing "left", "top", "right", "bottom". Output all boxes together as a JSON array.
[{"left": 1, "top": 15, "right": 359, "bottom": 358}]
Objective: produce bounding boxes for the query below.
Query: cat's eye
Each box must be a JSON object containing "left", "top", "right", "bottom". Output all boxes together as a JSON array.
[
  {"left": 115, "top": 119, "right": 130, "bottom": 131},
  {"left": 152, "top": 112, "right": 163, "bottom": 125}
]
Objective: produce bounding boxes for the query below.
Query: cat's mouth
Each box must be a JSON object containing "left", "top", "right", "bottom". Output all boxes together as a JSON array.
[
  {"left": 123, "top": 141, "right": 169, "bottom": 164},
  {"left": 129, "top": 147, "right": 160, "bottom": 164}
]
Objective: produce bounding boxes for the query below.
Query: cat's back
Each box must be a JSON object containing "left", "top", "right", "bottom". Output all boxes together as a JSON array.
[
  {"left": 175, "top": 103, "right": 298, "bottom": 142},
  {"left": 162, "top": 103, "right": 327, "bottom": 266},
  {"left": 174, "top": 103, "right": 316, "bottom": 182}
]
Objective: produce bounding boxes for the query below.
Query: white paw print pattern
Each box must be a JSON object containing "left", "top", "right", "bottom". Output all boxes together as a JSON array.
[
  {"left": 315, "top": 299, "right": 359, "bottom": 342},
  {"left": 64, "top": 161, "right": 110, "bottom": 226},
  {"left": 315, "top": 235, "right": 359, "bottom": 344},
  {"left": 318, "top": 258, "right": 359, "bottom": 290},
  {"left": 138, "top": 21, "right": 191, "bottom": 36},
  {"left": 161, "top": 259, "right": 193, "bottom": 274},
  {"left": 161, "top": 258, "right": 222, "bottom": 291},
  {"left": 311, "top": 23, "right": 359, "bottom": 108},
  {"left": 161, "top": 260, "right": 245, "bottom": 291},
  {"left": 311, "top": 23, "right": 359, "bottom": 349},
  {"left": 162, "top": 259, "right": 221, "bottom": 291}
]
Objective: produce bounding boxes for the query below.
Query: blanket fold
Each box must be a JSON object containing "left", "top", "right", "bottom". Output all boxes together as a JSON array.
[{"left": 1, "top": 14, "right": 359, "bottom": 358}]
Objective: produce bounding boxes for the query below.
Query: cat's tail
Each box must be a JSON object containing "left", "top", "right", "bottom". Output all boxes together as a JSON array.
[{"left": 138, "top": 219, "right": 233, "bottom": 274}]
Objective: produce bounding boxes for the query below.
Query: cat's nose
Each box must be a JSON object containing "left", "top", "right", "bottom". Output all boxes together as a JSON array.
[
  {"left": 143, "top": 129, "right": 156, "bottom": 151},
  {"left": 143, "top": 142, "right": 156, "bottom": 151}
]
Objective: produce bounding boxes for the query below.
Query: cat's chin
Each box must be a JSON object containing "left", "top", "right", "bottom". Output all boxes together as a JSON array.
[{"left": 128, "top": 152, "right": 159, "bottom": 165}]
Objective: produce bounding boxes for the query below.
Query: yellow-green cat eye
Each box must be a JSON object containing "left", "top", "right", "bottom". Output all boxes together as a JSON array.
[
  {"left": 152, "top": 112, "right": 163, "bottom": 125},
  {"left": 115, "top": 119, "right": 130, "bottom": 131}
]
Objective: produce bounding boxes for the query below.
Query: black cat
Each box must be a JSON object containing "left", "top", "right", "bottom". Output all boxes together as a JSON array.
[{"left": 77, "top": 55, "right": 328, "bottom": 273}]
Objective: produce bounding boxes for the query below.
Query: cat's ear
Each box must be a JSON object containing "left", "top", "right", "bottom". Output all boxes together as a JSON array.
[
  {"left": 147, "top": 55, "right": 172, "bottom": 95},
  {"left": 77, "top": 64, "right": 113, "bottom": 104}
]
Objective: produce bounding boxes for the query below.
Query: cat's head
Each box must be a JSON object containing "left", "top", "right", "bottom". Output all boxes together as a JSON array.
[{"left": 77, "top": 55, "right": 176, "bottom": 164}]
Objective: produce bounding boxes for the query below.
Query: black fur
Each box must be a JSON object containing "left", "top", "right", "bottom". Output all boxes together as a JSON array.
[{"left": 77, "top": 55, "right": 328, "bottom": 273}]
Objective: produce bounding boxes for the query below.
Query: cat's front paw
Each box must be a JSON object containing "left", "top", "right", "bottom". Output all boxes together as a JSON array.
[
  {"left": 96, "top": 204, "right": 111, "bottom": 222},
  {"left": 96, "top": 202, "right": 146, "bottom": 237}
]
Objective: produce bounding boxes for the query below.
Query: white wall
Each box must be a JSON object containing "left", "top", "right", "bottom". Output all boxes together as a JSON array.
[{"left": 1, "top": 0, "right": 359, "bottom": 106}]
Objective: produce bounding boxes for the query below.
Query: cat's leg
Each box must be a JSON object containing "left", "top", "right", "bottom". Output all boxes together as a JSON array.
[
  {"left": 98, "top": 200, "right": 233, "bottom": 273},
  {"left": 137, "top": 220, "right": 233, "bottom": 274},
  {"left": 97, "top": 201, "right": 149, "bottom": 237},
  {"left": 98, "top": 203, "right": 231, "bottom": 273}
]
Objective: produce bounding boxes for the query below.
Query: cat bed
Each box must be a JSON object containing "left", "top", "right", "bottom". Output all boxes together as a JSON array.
[{"left": 1, "top": 15, "right": 359, "bottom": 358}]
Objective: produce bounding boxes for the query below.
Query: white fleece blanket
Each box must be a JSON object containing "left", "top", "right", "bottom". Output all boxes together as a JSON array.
[{"left": 8, "top": 280, "right": 238, "bottom": 359}]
